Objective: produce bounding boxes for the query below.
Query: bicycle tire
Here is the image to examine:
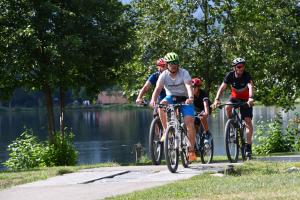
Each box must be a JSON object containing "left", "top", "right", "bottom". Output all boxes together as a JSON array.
[
  {"left": 239, "top": 125, "right": 247, "bottom": 161},
  {"left": 149, "top": 116, "right": 163, "bottom": 165},
  {"left": 164, "top": 126, "right": 179, "bottom": 173},
  {"left": 200, "top": 135, "right": 214, "bottom": 164},
  {"left": 180, "top": 126, "right": 189, "bottom": 168},
  {"left": 225, "top": 119, "right": 239, "bottom": 163}
]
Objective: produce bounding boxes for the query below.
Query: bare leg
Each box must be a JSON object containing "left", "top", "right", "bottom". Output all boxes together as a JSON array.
[
  {"left": 244, "top": 117, "right": 253, "bottom": 144},
  {"left": 225, "top": 105, "right": 233, "bottom": 119},
  {"left": 158, "top": 101, "right": 168, "bottom": 131},
  {"left": 184, "top": 116, "right": 196, "bottom": 151},
  {"left": 200, "top": 116, "right": 209, "bottom": 132}
]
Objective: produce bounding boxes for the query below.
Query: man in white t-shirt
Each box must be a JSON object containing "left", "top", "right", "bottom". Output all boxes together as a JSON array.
[{"left": 150, "top": 52, "right": 196, "bottom": 162}]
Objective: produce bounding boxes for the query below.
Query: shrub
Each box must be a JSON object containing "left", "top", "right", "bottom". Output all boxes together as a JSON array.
[
  {"left": 3, "top": 129, "right": 47, "bottom": 170},
  {"left": 3, "top": 128, "right": 78, "bottom": 171},
  {"left": 254, "top": 113, "right": 300, "bottom": 155},
  {"left": 43, "top": 130, "right": 78, "bottom": 166}
]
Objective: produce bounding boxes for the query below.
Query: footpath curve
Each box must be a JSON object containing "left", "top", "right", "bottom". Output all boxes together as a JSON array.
[
  {"left": 1, "top": 155, "right": 300, "bottom": 200},
  {"left": 0, "top": 162, "right": 239, "bottom": 200}
]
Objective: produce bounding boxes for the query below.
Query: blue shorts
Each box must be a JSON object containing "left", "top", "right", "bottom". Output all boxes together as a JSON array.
[{"left": 161, "top": 95, "right": 195, "bottom": 117}]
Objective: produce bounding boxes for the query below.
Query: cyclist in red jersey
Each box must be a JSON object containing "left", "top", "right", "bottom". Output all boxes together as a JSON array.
[{"left": 212, "top": 58, "right": 254, "bottom": 158}]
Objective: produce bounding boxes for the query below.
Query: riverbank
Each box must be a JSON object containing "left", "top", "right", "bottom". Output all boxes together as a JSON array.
[{"left": 0, "top": 103, "right": 143, "bottom": 112}]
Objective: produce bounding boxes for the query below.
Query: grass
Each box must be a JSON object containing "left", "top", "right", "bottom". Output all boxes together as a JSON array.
[
  {"left": 108, "top": 161, "right": 300, "bottom": 200},
  {"left": 0, "top": 162, "right": 119, "bottom": 190}
]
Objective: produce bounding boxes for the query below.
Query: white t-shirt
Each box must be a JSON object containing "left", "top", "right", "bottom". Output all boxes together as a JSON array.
[{"left": 157, "top": 68, "right": 191, "bottom": 97}]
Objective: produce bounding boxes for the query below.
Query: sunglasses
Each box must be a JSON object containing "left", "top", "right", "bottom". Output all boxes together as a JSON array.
[
  {"left": 167, "top": 60, "right": 179, "bottom": 65},
  {"left": 235, "top": 64, "right": 245, "bottom": 69}
]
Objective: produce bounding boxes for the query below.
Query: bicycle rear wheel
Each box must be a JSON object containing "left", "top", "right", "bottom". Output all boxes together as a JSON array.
[
  {"left": 200, "top": 134, "right": 214, "bottom": 164},
  {"left": 225, "top": 119, "right": 239, "bottom": 163},
  {"left": 149, "top": 116, "right": 163, "bottom": 165},
  {"left": 180, "top": 126, "right": 189, "bottom": 168},
  {"left": 164, "top": 126, "right": 179, "bottom": 173}
]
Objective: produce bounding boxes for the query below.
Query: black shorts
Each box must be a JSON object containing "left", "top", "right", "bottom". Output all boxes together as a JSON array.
[{"left": 228, "top": 98, "right": 253, "bottom": 120}]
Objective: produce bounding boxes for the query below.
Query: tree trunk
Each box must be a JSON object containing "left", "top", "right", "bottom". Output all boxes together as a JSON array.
[
  {"left": 44, "top": 84, "right": 55, "bottom": 143},
  {"left": 59, "top": 84, "right": 65, "bottom": 137}
]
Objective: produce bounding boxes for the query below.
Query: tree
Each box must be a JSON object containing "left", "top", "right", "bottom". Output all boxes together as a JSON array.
[
  {"left": 0, "top": 0, "right": 134, "bottom": 141},
  {"left": 124, "top": 0, "right": 300, "bottom": 110},
  {"left": 124, "top": 0, "right": 231, "bottom": 98},
  {"left": 223, "top": 0, "right": 300, "bottom": 110}
]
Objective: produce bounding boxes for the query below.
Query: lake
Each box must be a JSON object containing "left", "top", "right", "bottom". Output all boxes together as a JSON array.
[{"left": 0, "top": 105, "right": 299, "bottom": 169}]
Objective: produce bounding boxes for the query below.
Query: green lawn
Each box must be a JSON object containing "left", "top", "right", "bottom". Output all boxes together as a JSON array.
[{"left": 108, "top": 161, "right": 300, "bottom": 200}]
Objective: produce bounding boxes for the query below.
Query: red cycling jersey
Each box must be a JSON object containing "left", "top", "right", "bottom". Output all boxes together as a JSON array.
[{"left": 223, "top": 71, "right": 252, "bottom": 100}]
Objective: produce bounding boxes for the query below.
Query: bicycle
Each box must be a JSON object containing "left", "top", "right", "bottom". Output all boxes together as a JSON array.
[
  {"left": 194, "top": 114, "right": 214, "bottom": 164},
  {"left": 148, "top": 109, "right": 163, "bottom": 165},
  {"left": 160, "top": 103, "right": 190, "bottom": 173},
  {"left": 218, "top": 102, "right": 248, "bottom": 162}
]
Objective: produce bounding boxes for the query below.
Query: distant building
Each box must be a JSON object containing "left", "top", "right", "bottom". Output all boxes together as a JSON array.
[{"left": 97, "top": 91, "right": 128, "bottom": 104}]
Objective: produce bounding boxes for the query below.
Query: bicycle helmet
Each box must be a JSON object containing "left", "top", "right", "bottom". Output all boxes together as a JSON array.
[
  {"left": 192, "top": 78, "right": 202, "bottom": 87},
  {"left": 232, "top": 57, "right": 245, "bottom": 66},
  {"left": 156, "top": 58, "right": 167, "bottom": 67},
  {"left": 164, "top": 52, "right": 179, "bottom": 63}
]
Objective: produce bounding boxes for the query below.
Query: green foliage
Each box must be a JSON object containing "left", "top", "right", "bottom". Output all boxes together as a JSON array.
[
  {"left": 254, "top": 113, "right": 300, "bottom": 155},
  {"left": 285, "top": 113, "right": 300, "bottom": 151},
  {"left": 3, "top": 129, "right": 47, "bottom": 171},
  {"left": 126, "top": 0, "right": 300, "bottom": 108},
  {"left": 3, "top": 128, "right": 78, "bottom": 171},
  {"left": 43, "top": 130, "right": 78, "bottom": 167}
]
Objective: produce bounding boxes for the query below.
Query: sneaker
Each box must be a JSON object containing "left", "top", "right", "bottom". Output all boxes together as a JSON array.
[{"left": 188, "top": 151, "right": 197, "bottom": 162}]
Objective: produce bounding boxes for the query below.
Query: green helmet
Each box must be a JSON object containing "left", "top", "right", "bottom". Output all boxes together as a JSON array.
[{"left": 164, "top": 52, "right": 179, "bottom": 64}]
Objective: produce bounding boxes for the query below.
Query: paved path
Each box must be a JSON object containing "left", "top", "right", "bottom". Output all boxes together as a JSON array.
[
  {"left": 0, "top": 163, "right": 239, "bottom": 200},
  {"left": 1, "top": 155, "right": 299, "bottom": 200}
]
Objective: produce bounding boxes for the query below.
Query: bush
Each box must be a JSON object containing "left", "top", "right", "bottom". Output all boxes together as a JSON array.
[
  {"left": 254, "top": 113, "right": 300, "bottom": 155},
  {"left": 3, "top": 128, "right": 78, "bottom": 171},
  {"left": 3, "top": 129, "right": 47, "bottom": 170},
  {"left": 43, "top": 130, "right": 78, "bottom": 166}
]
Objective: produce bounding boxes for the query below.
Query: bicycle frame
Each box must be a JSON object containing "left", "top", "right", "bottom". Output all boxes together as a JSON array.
[{"left": 164, "top": 104, "right": 184, "bottom": 149}]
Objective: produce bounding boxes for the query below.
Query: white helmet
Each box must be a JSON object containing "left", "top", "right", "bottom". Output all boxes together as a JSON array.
[{"left": 232, "top": 57, "right": 245, "bottom": 66}]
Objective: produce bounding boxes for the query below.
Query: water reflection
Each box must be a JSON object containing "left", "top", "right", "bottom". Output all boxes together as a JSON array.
[{"left": 0, "top": 105, "right": 299, "bottom": 169}]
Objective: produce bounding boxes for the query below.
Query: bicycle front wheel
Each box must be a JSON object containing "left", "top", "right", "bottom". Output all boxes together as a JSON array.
[
  {"left": 200, "top": 134, "right": 214, "bottom": 164},
  {"left": 240, "top": 125, "right": 247, "bottom": 161},
  {"left": 180, "top": 126, "right": 189, "bottom": 168},
  {"left": 225, "top": 119, "right": 239, "bottom": 163},
  {"left": 149, "top": 116, "right": 163, "bottom": 165},
  {"left": 164, "top": 126, "right": 179, "bottom": 173}
]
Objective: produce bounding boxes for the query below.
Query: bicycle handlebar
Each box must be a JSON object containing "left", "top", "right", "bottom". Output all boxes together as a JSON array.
[
  {"left": 157, "top": 103, "right": 191, "bottom": 108},
  {"left": 217, "top": 102, "right": 248, "bottom": 109}
]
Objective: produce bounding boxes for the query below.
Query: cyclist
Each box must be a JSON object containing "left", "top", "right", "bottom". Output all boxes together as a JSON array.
[
  {"left": 192, "top": 77, "right": 212, "bottom": 145},
  {"left": 150, "top": 52, "right": 197, "bottom": 162},
  {"left": 136, "top": 58, "right": 167, "bottom": 105},
  {"left": 212, "top": 57, "right": 255, "bottom": 158}
]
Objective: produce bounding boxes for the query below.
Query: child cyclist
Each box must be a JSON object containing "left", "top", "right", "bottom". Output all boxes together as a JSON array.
[{"left": 192, "top": 77, "right": 212, "bottom": 144}]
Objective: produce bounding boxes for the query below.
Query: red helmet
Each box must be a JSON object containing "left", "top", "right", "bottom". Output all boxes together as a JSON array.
[
  {"left": 156, "top": 58, "right": 167, "bottom": 67},
  {"left": 192, "top": 78, "right": 202, "bottom": 87}
]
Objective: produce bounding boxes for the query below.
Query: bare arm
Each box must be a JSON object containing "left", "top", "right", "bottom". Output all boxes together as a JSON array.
[
  {"left": 248, "top": 80, "right": 254, "bottom": 98},
  {"left": 136, "top": 81, "right": 152, "bottom": 104},
  {"left": 215, "top": 82, "right": 227, "bottom": 101},
  {"left": 247, "top": 80, "right": 255, "bottom": 106},
  {"left": 184, "top": 81, "right": 194, "bottom": 104},
  {"left": 150, "top": 84, "right": 163, "bottom": 107},
  {"left": 203, "top": 100, "right": 209, "bottom": 115}
]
